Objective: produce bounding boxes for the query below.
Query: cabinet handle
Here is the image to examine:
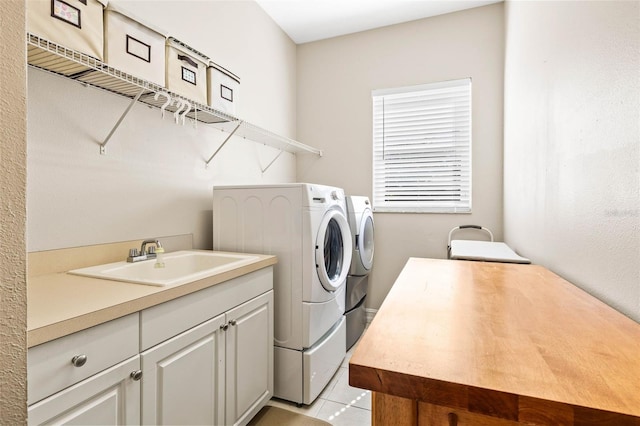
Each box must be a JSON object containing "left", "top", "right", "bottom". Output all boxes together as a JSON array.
[
  {"left": 130, "top": 370, "right": 143, "bottom": 381},
  {"left": 229, "top": 319, "right": 237, "bottom": 326},
  {"left": 177, "top": 54, "right": 198, "bottom": 68},
  {"left": 448, "top": 412, "right": 458, "bottom": 426},
  {"left": 71, "top": 354, "right": 87, "bottom": 367},
  {"left": 220, "top": 323, "right": 229, "bottom": 331}
]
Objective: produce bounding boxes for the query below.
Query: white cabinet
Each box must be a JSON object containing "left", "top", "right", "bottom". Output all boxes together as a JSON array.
[
  {"left": 28, "top": 355, "right": 141, "bottom": 425},
  {"left": 141, "top": 290, "right": 274, "bottom": 426},
  {"left": 28, "top": 266, "right": 274, "bottom": 426}
]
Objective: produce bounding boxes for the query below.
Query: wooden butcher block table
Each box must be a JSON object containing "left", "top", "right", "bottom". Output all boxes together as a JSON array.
[{"left": 349, "top": 258, "right": 640, "bottom": 425}]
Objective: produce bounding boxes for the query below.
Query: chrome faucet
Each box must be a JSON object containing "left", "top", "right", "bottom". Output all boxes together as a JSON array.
[{"left": 127, "top": 239, "right": 163, "bottom": 263}]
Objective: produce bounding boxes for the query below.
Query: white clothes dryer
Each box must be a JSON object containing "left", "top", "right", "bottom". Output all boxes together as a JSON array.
[
  {"left": 346, "top": 196, "right": 374, "bottom": 276},
  {"left": 212, "top": 183, "right": 352, "bottom": 405},
  {"left": 345, "top": 196, "right": 374, "bottom": 350}
]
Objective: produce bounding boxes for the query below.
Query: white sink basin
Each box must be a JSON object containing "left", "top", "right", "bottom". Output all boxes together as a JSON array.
[{"left": 68, "top": 250, "right": 260, "bottom": 287}]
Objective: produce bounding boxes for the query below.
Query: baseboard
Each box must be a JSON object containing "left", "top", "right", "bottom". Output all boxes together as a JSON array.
[{"left": 365, "top": 308, "right": 377, "bottom": 324}]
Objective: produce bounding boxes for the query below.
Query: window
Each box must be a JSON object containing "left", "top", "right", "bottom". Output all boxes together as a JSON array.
[{"left": 372, "top": 78, "right": 472, "bottom": 213}]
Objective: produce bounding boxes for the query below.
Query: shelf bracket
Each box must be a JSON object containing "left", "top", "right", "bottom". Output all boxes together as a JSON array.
[
  {"left": 100, "top": 88, "right": 145, "bottom": 155},
  {"left": 261, "top": 149, "right": 285, "bottom": 173},
  {"left": 205, "top": 121, "right": 243, "bottom": 168}
]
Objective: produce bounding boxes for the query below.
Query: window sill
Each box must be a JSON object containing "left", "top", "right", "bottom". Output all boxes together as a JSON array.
[{"left": 372, "top": 207, "right": 472, "bottom": 214}]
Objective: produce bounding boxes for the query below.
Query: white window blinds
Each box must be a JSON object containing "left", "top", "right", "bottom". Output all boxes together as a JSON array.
[{"left": 372, "top": 78, "right": 472, "bottom": 213}]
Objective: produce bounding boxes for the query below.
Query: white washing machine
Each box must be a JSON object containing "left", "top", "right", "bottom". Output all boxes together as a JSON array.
[
  {"left": 345, "top": 196, "right": 374, "bottom": 349},
  {"left": 212, "top": 183, "right": 352, "bottom": 405}
]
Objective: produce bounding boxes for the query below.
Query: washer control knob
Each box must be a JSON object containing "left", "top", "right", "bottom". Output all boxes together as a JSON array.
[{"left": 331, "top": 191, "right": 340, "bottom": 200}]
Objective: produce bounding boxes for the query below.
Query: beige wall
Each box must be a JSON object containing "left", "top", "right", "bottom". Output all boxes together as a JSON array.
[
  {"left": 504, "top": 1, "right": 640, "bottom": 322},
  {"left": 28, "top": 0, "right": 298, "bottom": 252},
  {"left": 0, "top": 0, "right": 27, "bottom": 423},
  {"left": 296, "top": 3, "right": 505, "bottom": 309}
]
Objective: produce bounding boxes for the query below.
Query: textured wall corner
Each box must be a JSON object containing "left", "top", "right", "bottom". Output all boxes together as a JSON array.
[
  {"left": 503, "top": 1, "right": 640, "bottom": 322},
  {"left": 0, "top": 0, "right": 28, "bottom": 423}
]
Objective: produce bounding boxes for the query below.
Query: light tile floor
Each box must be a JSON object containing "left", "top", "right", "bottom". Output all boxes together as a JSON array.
[{"left": 267, "top": 335, "right": 372, "bottom": 426}]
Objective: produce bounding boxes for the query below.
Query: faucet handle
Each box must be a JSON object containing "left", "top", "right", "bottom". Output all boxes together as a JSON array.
[
  {"left": 147, "top": 246, "right": 156, "bottom": 255},
  {"left": 129, "top": 248, "right": 139, "bottom": 257}
]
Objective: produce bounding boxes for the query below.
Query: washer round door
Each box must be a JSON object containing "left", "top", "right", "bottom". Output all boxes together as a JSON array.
[
  {"left": 357, "top": 208, "right": 374, "bottom": 271},
  {"left": 315, "top": 209, "right": 353, "bottom": 292}
]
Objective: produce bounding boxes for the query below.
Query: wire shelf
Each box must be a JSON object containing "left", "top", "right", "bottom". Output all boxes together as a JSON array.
[{"left": 27, "top": 33, "right": 323, "bottom": 157}]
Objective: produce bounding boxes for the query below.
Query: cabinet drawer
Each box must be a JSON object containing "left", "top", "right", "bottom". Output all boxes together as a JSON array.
[
  {"left": 140, "top": 266, "right": 273, "bottom": 350},
  {"left": 28, "top": 355, "right": 140, "bottom": 426},
  {"left": 28, "top": 313, "right": 139, "bottom": 405}
]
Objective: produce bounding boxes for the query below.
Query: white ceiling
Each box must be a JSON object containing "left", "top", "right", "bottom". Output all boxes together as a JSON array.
[{"left": 255, "top": 0, "right": 503, "bottom": 44}]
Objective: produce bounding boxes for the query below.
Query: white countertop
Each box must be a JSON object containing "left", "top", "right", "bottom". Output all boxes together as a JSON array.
[{"left": 27, "top": 242, "right": 276, "bottom": 348}]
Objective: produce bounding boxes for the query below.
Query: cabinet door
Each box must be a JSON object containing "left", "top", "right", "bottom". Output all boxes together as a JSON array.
[
  {"left": 141, "top": 313, "right": 226, "bottom": 426},
  {"left": 28, "top": 355, "right": 140, "bottom": 426},
  {"left": 225, "top": 290, "right": 274, "bottom": 426}
]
